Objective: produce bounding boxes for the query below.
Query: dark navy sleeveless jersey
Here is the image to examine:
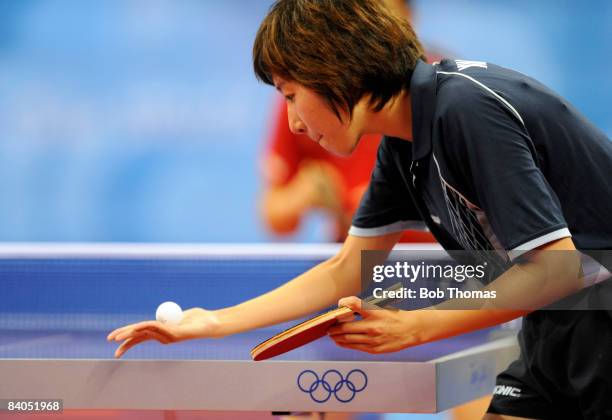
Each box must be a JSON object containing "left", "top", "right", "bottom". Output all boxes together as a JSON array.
[{"left": 351, "top": 59, "right": 612, "bottom": 262}]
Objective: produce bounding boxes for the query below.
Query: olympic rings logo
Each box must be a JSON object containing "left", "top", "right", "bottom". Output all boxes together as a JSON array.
[{"left": 297, "top": 369, "right": 368, "bottom": 403}]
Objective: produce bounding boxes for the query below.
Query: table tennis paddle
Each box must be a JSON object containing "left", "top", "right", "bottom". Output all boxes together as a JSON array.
[{"left": 250, "top": 282, "right": 404, "bottom": 361}]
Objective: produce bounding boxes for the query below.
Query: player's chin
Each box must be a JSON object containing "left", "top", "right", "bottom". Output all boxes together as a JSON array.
[{"left": 320, "top": 138, "right": 356, "bottom": 157}]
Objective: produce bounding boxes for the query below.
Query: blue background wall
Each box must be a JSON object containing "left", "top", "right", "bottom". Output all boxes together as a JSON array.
[{"left": 0, "top": 0, "right": 610, "bottom": 243}]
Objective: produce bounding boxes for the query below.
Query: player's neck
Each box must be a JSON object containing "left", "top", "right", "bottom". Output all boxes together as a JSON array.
[{"left": 363, "top": 91, "right": 413, "bottom": 142}]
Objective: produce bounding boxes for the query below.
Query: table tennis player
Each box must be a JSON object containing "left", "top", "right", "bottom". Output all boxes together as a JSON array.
[{"left": 109, "top": 1, "right": 612, "bottom": 418}]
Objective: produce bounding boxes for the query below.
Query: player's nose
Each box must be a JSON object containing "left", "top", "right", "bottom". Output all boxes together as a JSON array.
[{"left": 287, "top": 107, "right": 306, "bottom": 135}]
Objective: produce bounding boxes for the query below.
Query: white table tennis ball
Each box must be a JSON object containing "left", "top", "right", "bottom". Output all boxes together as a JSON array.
[{"left": 156, "top": 301, "right": 183, "bottom": 325}]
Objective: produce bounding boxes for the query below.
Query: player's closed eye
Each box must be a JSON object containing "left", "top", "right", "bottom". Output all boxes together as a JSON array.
[{"left": 284, "top": 94, "right": 295, "bottom": 102}]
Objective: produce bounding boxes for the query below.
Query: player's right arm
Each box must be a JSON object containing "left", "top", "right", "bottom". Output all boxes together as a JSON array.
[
  {"left": 109, "top": 129, "right": 413, "bottom": 357},
  {"left": 215, "top": 231, "right": 402, "bottom": 336},
  {"left": 107, "top": 231, "right": 402, "bottom": 358}
]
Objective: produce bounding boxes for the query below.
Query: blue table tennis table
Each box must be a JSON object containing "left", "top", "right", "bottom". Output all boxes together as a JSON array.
[{"left": 0, "top": 244, "right": 519, "bottom": 414}]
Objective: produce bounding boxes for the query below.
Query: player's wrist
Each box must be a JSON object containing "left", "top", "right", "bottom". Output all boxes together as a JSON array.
[
  {"left": 400, "top": 309, "right": 440, "bottom": 346},
  {"left": 208, "top": 305, "right": 258, "bottom": 338},
  {"left": 204, "top": 309, "right": 228, "bottom": 338}
]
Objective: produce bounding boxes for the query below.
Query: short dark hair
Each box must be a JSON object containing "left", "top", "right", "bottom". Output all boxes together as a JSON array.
[{"left": 253, "top": 0, "right": 425, "bottom": 120}]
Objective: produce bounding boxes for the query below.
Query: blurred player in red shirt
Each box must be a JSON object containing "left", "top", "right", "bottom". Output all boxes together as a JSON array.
[{"left": 259, "top": 0, "right": 442, "bottom": 242}]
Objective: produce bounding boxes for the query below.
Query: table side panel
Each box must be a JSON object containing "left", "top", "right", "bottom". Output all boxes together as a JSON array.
[{"left": 0, "top": 359, "right": 437, "bottom": 413}]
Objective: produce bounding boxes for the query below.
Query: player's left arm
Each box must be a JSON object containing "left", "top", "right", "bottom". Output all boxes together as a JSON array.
[
  {"left": 328, "top": 236, "right": 582, "bottom": 354},
  {"left": 329, "top": 79, "right": 585, "bottom": 353}
]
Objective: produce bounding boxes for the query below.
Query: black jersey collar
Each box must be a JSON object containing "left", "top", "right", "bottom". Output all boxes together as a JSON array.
[{"left": 410, "top": 60, "right": 437, "bottom": 161}]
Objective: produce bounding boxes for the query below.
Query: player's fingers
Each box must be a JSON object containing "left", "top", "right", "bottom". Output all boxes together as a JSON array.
[
  {"left": 107, "top": 324, "right": 139, "bottom": 341},
  {"left": 336, "top": 312, "right": 356, "bottom": 323},
  {"left": 338, "top": 296, "right": 361, "bottom": 310},
  {"left": 132, "top": 328, "right": 172, "bottom": 344},
  {"left": 114, "top": 322, "right": 167, "bottom": 342},
  {"left": 329, "top": 333, "right": 372, "bottom": 345},
  {"left": 122, "top": 328, "right": 172, "bottom": 344},
  {"left": 328, "top": 320, "right": 375, "bottom": 336},
  {"left": 339, "top": 296, "right": 374, "bottom": 319},
  {"left": 333, "top": 341, "right": 377, "bottom": 354},
  {"left": 113, "top": 330, "right": 137, "bottom": 342},
  {"left": 108, "top": 320, "right": 157, "bottom": 341},
  {"left": 114, "top": 328, "right": 172, "bottom": 358},
  {"left": 130, "top": 320, "right": 165, "bottom": 332},
  {"left": 114, "top": 328, "right": 169, "bottom": 344},
  {"left": 114, "top": 336, "right": 149, "bottom": 358}
]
